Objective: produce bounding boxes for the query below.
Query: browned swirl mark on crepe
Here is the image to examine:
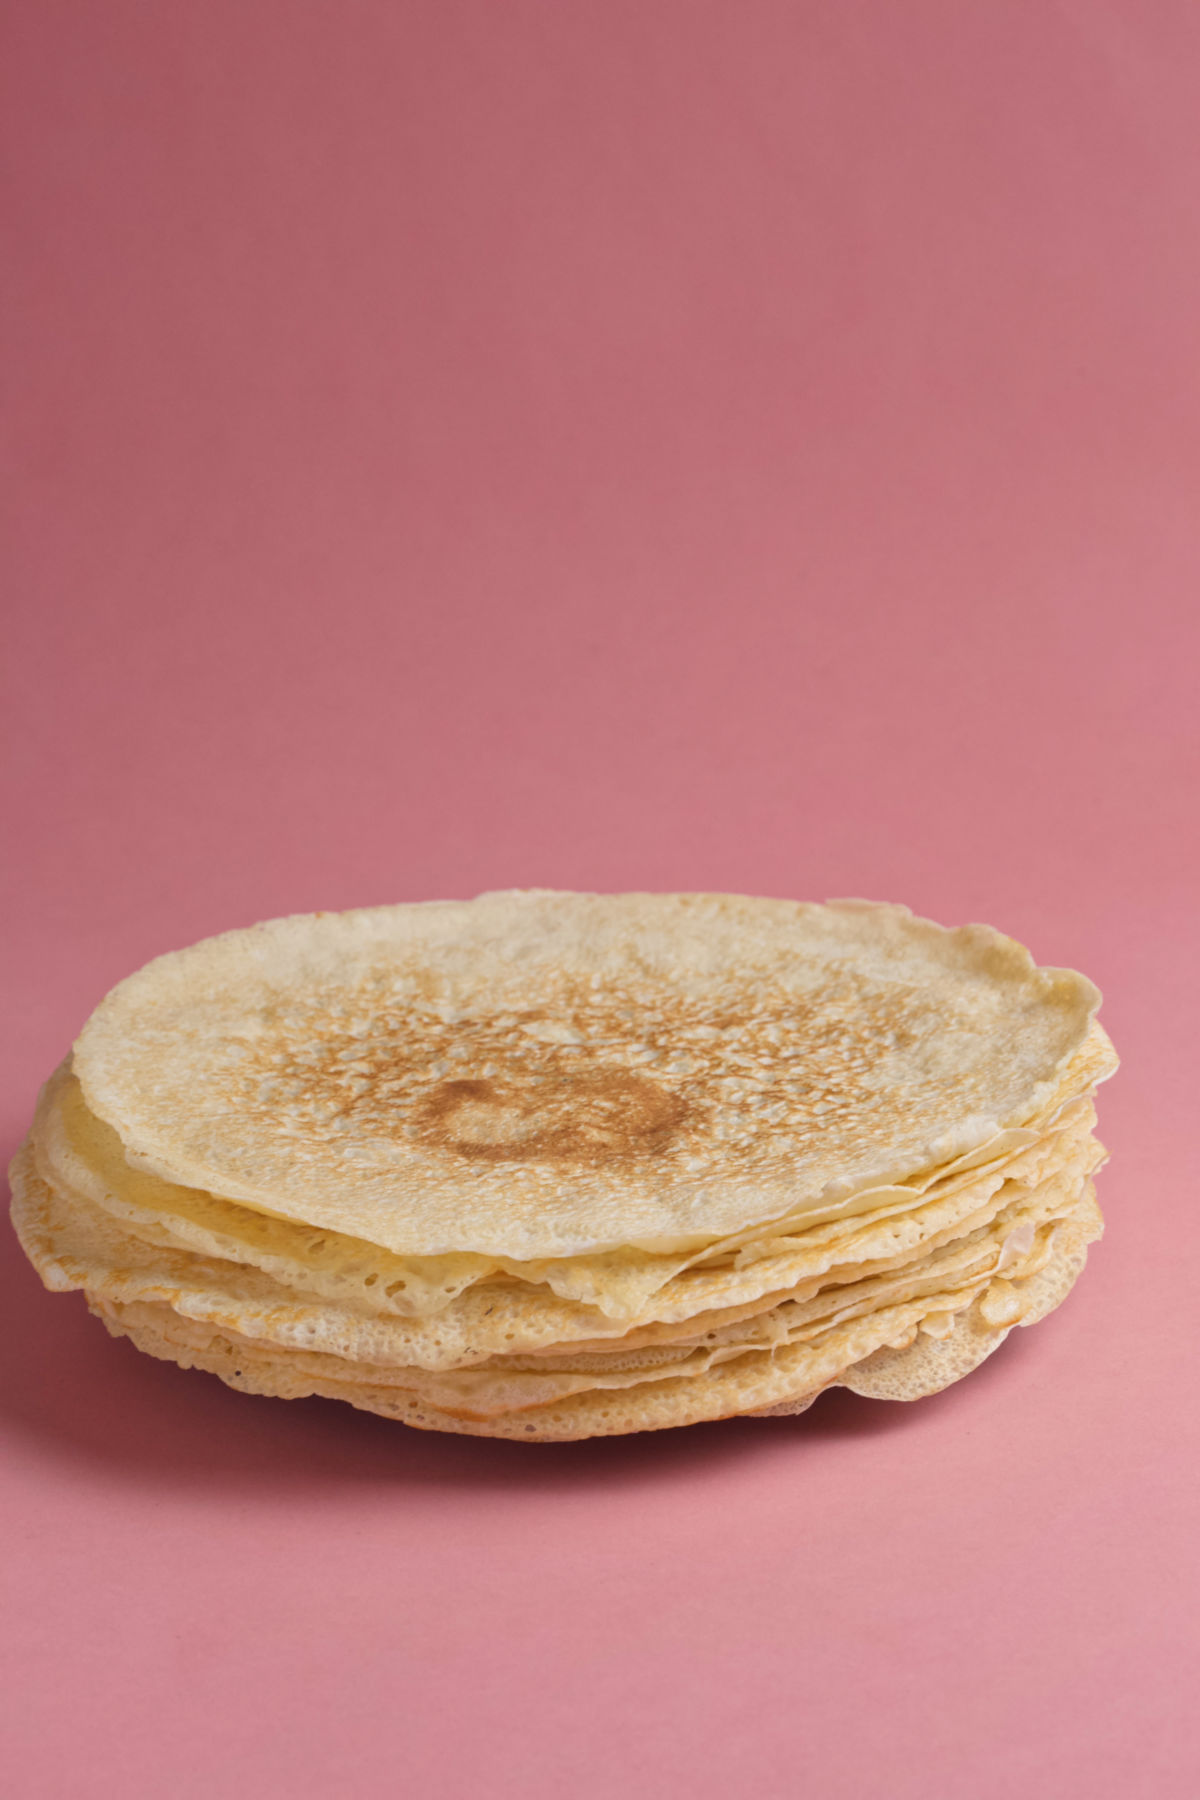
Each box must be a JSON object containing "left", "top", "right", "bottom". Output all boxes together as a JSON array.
[
  {"left": 413, "top": 1069, "right": 689, "bottom": 1163},
  {"left": 230, "top": 970, "right": 946, "bottom": 1173}
]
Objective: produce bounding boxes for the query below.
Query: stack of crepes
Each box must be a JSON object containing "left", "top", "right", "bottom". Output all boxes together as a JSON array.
[{"left": 10, "top": 893, "right": 1117, "bottom": 1441}]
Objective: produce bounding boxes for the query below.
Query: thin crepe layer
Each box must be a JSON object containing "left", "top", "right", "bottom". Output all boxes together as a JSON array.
[
  {"left": 11, "top": 1136, "right": 1097, "bottom": 1414},
  {"left": 32, "top": 1053, "right": 1105, "bottom": 1346},
  {"left": 11, "top": 1114, "right": 1104, "bottom": 1379},
  {"left": 71, "top": 894, "right": 1103, "bottom": 1259},
  {"left": 86, "top": 1192, "right": 1103, "bottom": 1440}
]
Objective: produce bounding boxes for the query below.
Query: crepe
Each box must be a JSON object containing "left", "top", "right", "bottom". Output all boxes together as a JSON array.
[{"left": 7, "top": 892, "right": 1117, "bottom": 1439}]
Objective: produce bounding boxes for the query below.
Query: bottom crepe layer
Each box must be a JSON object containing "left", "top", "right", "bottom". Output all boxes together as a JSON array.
[{"left": 84, "top": 1189, "right": 1101, "bottom": 1440}]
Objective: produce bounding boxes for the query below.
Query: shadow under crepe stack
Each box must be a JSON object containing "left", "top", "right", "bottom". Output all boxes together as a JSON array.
[{"left": 10, "top": 893, "right": 1118, "bottom": 1441}]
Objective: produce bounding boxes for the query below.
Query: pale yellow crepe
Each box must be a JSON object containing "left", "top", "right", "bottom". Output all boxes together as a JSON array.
[{"left": 8, "top": 893, "right": 1117, "bottom": 1438}]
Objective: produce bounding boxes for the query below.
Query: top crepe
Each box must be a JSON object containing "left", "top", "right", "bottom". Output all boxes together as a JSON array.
[{"left": 71, "top": 891, "right": 1099, "bottom": 1260}]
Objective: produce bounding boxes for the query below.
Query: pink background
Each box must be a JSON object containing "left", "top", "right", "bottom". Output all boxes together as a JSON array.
[{"left": 4, "top": 4, "right": 1198, "bottom": 1795}]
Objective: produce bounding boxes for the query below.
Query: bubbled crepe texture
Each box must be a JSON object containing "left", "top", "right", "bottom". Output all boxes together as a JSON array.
[{"left": 9, "top": 893, "right": 1116, "bottom": 1440}]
